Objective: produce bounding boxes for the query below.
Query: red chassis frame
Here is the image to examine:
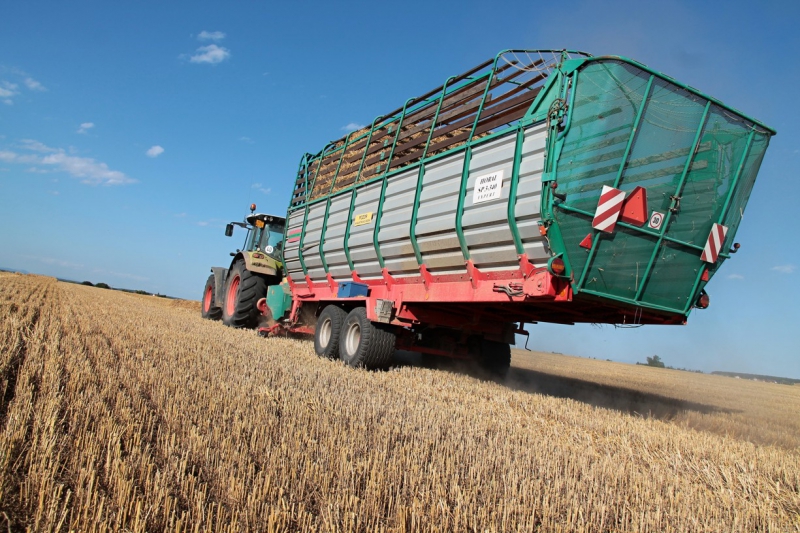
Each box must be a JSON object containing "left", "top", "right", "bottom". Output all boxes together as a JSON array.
[{"left": 261, "top": 254, "right": 568, "bottom": 337}]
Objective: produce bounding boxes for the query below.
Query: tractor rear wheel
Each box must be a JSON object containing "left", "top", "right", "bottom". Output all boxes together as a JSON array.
[
  {"left": 314, "top": 305, "right": 346, "bottom": 359},
  {"left": 222, "top": 261, "right": 268, "bottom": 328},
  {"left": 201, "top": 274, "right": 222, "bottom": 321},
  {"left": 339, "top": 307, "right": 396, "bottom": 369}
]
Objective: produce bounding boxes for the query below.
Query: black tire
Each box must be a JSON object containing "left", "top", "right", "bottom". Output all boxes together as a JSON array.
[
  {"left": 478, "top": 339, "right": 511, "bottom": 378},
  {"left": 201, "top": 274, "right": 222, "bottom": 321},
  {"left": 314, "top": 305, "right": 346, "bottom": 359},
  {"left": 221, "top": 261, "right": 268, "bottom": 328},
  {"left": 339, "top": 307, "right": 396, "bottom": 369}
]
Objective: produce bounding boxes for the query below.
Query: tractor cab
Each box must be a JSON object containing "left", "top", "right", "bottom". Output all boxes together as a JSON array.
[
  {"left": 243, "top": 213, "right": 285, "bottom": 261},
  {"left": 225, "top": 204, "right": 286, "bottom": 263}
]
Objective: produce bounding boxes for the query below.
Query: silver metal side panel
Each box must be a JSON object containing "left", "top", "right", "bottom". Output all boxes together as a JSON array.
[
  {"left": 415, "top": 153, "right": 467, "bottom": 274},
  {"left": 321, "top": 191, "right": 354, "bottom": 281},
  {"left": 284, "top": 210, "right": 305, "bottom": 281},
  {"left": 515, "top": 123, "right": 550, "bottom": 266},
  {"left": 347, "top": 180, "right": 383, "bottom": 279},
  {"left": 377, "top": 168, "right": 419, "bottom": 277},
  {"left": 301, "top": 202, "right": 327, "bottom": 282},
  {"left": 462, "top": 132, "right": 518, "bottom": 271}
]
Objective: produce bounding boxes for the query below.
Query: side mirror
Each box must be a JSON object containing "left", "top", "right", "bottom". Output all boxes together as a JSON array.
[{"left": 224, "top": 224, "right": 234, "bottom": 237}]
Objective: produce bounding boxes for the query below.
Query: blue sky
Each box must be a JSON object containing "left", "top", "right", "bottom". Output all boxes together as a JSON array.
[{"left": 1, "top": 0, "right": 798, "bottom": 377}]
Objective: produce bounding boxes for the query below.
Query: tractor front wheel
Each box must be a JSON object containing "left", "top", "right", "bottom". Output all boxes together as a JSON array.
[
  {"left": 221, "top": 261, "right": 268, "bottom": 328},
  {"left": 201, "top": 274, "right": 222, "bottom": 320}
]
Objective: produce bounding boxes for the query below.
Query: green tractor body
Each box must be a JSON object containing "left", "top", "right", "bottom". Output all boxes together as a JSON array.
[{"left": 201, "top": 206, "right": 287, "bottom": 328}]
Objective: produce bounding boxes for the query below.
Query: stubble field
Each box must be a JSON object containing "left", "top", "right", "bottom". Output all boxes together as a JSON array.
[{"left": 1, "top": 273, "right": 798, "bottom": 532}]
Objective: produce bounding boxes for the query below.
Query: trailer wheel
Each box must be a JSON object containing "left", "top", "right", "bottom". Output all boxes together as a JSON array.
[
  {"left": 479, "top": 339, "right": 511, "bottom": 378},
  {"left": 201, "top": 274, "right": 222, "bottom": 321},
  {"left": 315, "top": 305, "right": 346, "bottom": 359},
  {"left": 222, "top": 261, "right": 267, "bottom": 328},
  {"left": 339, "top": 307, "right": 396, "bottom": 369}
]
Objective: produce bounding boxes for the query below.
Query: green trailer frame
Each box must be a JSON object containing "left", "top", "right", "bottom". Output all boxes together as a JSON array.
[{"left": 283, "top": 50, "right": 774, "bottom": 322}]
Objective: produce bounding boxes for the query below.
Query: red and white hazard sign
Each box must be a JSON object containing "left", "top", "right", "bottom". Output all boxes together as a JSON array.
[
  {"left": 592, "top": 186, "right": 626, "bottom": 233},
  {"left": 700, "top": 223, "right": 728, "bottom": 263}
]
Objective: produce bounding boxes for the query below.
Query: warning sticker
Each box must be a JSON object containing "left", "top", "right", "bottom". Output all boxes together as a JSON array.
[
  {"left": 472, "top": 170, "right": 504, "bottom": 204},
  {"left": 353, "top": 212, "right": 373, "bottom": 226},
  {"left": 648, "top": 211, "right": 665, "bottom": 230}
]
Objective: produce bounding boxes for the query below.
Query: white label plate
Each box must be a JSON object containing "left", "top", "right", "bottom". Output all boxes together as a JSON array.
[{"left": 472, "top": 170, "right": 504, "bottom": 205}]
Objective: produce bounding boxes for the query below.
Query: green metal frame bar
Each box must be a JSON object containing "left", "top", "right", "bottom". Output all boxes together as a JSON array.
[
  {"left": 343, "top": 116, "right": 383, "bottom": 271},
  {"left": 506, "top": 126, "right": 527, "bottom": 254},
  {"left": 556, "top": 203, "right": 725, "bottom": 255},
  {"left": 317, "top": 131, "right": 354, "bottom": 274},
  {"left": 632, "top": 101, "right": 711, "bottom": 302},
  {"left": 576, "top": 75, "right": 654, "bottom": 290},
  {"left": 540, "top": 64, "right": 577, "bottom": 279},
  {"left": 372, "top": 98, "right": 415, "bottom": 268},
  {"left": 296, "top": 147, "right": 331, "bottom": 277},
  {"left": 455, "top": 60, "right": 500, "bottom": 261},
  {"left": 612, "top": 76, "right": 653, "bottom": 188},
  {"left": 680, "top": 128, "right": 755, "bottom": 314},
  {"left": 410, "top": 76, "right": 456, "bottom": 265},
  {"left": 283, "top": 153, "right": 311, "bottom": 276}
]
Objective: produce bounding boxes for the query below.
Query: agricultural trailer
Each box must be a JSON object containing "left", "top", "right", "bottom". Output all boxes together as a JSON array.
[{"left": 203, "top": 49, "right": 774, "bottom": 373}]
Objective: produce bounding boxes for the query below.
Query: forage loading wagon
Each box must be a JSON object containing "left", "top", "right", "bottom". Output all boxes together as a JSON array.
[{"left": 203, "top": 49, "right": 774, "bottom": 372}]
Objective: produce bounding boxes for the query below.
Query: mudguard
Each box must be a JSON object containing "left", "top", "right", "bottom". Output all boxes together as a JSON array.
[{"left": 210, "top": 267, "right": 228, "bottom": 307}]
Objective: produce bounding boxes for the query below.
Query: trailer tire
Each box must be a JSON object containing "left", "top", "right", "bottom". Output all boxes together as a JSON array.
[
  {"left": 315, "top": 305, "right": 346, "bottom": 359},
  {"left": 479, "top": 339, "right": 511, "bottom": 378},
  {"left": 222, "top": 260, "right": 268, "bottom": 328},
  {"left": 339, "top": 307, "right": 396, "bottom": 369},
  {"left": 201, "top": 274, "right": 223, "bottom": 321}
]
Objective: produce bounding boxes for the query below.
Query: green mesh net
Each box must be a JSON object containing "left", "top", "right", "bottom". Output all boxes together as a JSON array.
[{"left": 553, "top": 59, "right": 771, "bottom": 315}]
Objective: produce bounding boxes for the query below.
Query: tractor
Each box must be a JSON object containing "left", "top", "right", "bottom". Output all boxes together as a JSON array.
[{"left": 201, "top": 204, "right": 286, "bottom": 328}]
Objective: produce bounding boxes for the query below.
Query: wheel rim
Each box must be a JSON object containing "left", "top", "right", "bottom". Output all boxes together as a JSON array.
[
  {"left": 203, "top": 286, "right": 212, "bottom": 312},
  {"left": 344, "top": 321, "right": 361, "bottom": 355},
  {"left": 318, "top": 317, "right": 332, "bottom": 348},
  {"left": 226, "top": 275, "right": 240, "bottom": 317}
]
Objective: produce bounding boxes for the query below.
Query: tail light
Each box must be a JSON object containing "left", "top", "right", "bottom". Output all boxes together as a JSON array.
[
  {"left": 695, "top": 290, "right": 710, "bottom": 309},
  {"left": 548, "top": 256, "right": 566, "bottom": 276}
]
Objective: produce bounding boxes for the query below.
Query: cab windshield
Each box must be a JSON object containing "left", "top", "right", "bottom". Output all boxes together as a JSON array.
[{"left": 245, "top": 222, "right": 284, "bottom": 258}]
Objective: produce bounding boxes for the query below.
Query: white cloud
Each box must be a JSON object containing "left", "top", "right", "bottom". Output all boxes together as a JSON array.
[
  {"left": 40, "top": 152, "right": 133, "bottom": 185},
  {"left": 726, "top": 273, "right": 744, "bottom": 280},
  {"left": 251, "top": 182, "right": 271, "bottom": 195},
  {"left": 771, "top": 264, "right": 796, "bottom": 274},
  {"left": 189, "top": 44, "right": 230, "bottom": 64},
  {"left": 24, "top": 77, "right": 45, "bottom": 91},
  {"left": 146, "top": 145, "right": 164, "bottom": 158},
  {"left": 0, "top": 81, "right": 18, "bottom": 104},
  {"left": 2, "top": 140, "right": 135, "bottom": 185},
  {"left": 198, "top": 30, "right": 226, "bottom": 41},
  {"left": 239, "top": 136, "right": 254, "bottom": 144},
  {"left": 341, "top": 122, "right": 366, "bottom": 132},
  {"left": 77, "top": 122, "right": 95, "bottom": 134},
  {"left": 19, "top": 139, "right": 58, "bottom": 152}
]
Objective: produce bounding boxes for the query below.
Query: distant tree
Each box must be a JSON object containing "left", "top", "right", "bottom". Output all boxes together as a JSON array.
[
  {"left": 95, "top": 282, "right": 111, "bottom": 289},
  {"left": 81, "top": 281, "right": 94, "bottom": 286},
  {"left": 645, "top": 355, "right": 665, "bottom": 368},
  {"left": 134, "top": 290, "right": 150, "bottom": 295}
]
